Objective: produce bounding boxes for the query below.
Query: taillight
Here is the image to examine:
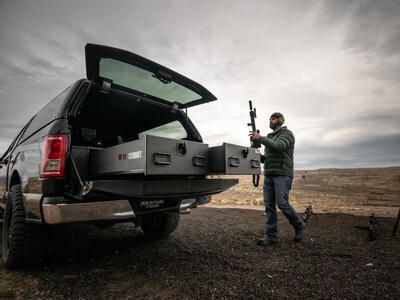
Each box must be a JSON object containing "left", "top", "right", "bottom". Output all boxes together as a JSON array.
[{"left": 40, "top": 134, "right": 68, "bottom": 178}]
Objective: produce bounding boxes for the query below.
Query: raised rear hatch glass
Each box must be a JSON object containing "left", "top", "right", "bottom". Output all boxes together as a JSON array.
[{"left": 85, "top": 44, "right": 217, "bottom": 108}]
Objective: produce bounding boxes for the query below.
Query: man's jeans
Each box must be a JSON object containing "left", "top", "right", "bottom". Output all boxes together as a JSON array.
[{"left": 263, "top": 175, "right": 303, "bottom": 240}]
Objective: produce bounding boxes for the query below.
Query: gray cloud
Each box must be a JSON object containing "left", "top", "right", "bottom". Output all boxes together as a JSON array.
[
  {"left": 295, "top": 133, "right": 400, "bottom": 169},
  {"left": 0, "top": 0, "right": 399, "bottom": 169},
  {"left": 315, "top": 0, "right": 400, "bottom": 55},
  {"left": 343, "top": 0, "right": 400, "bottom": 55}
]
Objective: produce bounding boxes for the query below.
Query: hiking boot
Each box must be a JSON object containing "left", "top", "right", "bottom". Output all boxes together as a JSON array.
[
  {"left": 294, "top": 222, "right": 305, "bottom": 243},
  {"left": 257, "top": 237, "right": 279, "bottom": 246}
]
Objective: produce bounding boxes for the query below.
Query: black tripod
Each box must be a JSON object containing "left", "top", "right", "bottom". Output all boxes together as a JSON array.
[{"left": 392, "top": 207, "right": 400, "bottom": 237}]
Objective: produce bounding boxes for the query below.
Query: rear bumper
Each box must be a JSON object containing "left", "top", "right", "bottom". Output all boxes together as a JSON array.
[
  {"left": 42, "top": 199, "right": 136, "bottom": 224},
  {"left": 89, "top": 178, "right": 238, "bottom": 199},
  {"left": 40, "top": 178, "right": 238, "bottom": 224}
]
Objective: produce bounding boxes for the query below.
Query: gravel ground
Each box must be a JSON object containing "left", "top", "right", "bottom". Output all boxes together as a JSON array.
[{"left": 1, "top": 207, "right": 399, "bottom": 299}]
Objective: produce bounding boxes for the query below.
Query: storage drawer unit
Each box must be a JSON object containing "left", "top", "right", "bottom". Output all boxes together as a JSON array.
[
  {"left": 90, "top": 135, "right": 209, "bottom": 176},
  {"left": 209, "top": 143, "right": 261, "bottom": 175}
]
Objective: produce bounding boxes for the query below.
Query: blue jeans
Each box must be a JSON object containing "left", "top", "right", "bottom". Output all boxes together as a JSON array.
[{"left": 263, "top": 175, "right": 303, "bottom": 240}]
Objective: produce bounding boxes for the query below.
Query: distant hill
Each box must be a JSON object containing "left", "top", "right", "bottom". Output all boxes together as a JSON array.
[{"left": 210, "top": 167, "right": 400, "bottom": 216}]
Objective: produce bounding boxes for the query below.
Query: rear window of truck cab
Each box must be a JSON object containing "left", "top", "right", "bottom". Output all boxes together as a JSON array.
[
  {"left": 138, "top": 121, "right": 188, "bottom": 140},
  {"left": 99, "top": 58, "right": 202, "bottom": 105}
]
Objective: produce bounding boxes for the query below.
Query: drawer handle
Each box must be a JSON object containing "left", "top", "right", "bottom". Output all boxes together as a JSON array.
[
  {"left": 228, "top": 156, "right": 240, "bottom": 167},
  {"left": 241, "top": 148, "right": 249, "bottom": 158},
  {"left": 153, "top": 152, "right": 171, "bottom": 165},
  {"left": 193, "top": 155, "right": 207, "bottom": 167},
  {"left": 177, "top": 142, "right": 187, "bottom": 155},
  {"left": 250, "top": 159, "right": 260, "bottom": 168}
]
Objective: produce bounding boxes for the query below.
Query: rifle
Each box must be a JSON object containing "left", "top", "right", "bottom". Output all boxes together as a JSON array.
[
  {"left": 354, "top": 213, "right": 382, "bottom": 241},
  {"left": 247, "top": 100, "right": 261, "bottom": 187},
  {"left": 302, "top": 205, "right": 318, "bottom": 223},
  {"left": 392, "top": 207, "right": 400, "bottom": 236},
  {"left": 247, "top": 100, "right": 261, "bottom": 149}
]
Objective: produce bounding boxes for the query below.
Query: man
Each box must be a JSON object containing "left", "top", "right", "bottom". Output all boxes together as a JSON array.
[{"left": 249, "top": 112, "right": 305, "bottom": 245}]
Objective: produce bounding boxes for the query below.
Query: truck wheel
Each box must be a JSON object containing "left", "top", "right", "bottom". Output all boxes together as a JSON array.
[
  {"left": 141, "top": 212, "right": 180, "bottom": 238},
  {"left": 2, "top": 185, "right": 46, "bottom": 268}
]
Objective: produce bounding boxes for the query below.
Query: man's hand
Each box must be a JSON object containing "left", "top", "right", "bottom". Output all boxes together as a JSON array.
[{"left": 249, "top": 131, "right": 261, "bottom": 140}]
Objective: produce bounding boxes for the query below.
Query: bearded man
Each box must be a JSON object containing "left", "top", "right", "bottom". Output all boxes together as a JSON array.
[{"left": 249, "top": 112, "right": 305, "bottom": 245}]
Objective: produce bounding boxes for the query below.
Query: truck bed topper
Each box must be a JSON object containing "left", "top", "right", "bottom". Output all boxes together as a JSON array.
[{"left": 85, "top": 44, "right": 217, "bottom": 109}]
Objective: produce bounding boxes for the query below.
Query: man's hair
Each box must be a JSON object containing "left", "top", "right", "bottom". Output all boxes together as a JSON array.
[{"left": 270, "top": 112, "right": 285, "bottom": 125}]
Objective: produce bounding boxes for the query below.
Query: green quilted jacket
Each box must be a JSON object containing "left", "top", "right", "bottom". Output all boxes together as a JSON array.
[{"left": 259, "top": 126, "right": 295, "bottom": 177}]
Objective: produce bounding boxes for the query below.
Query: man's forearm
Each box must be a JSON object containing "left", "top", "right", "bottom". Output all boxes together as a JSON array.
[{"left": 260, "top": 136, "right": 285, "bottom": 152}]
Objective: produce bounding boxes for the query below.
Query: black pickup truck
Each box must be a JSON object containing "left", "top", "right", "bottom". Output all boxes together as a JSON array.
[{"left": 0, "top": 44, "right": 260, "bottom": 268}]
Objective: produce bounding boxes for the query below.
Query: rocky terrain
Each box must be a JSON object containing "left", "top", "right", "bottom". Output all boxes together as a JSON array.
[
  {"left": 0, "top": 208, "right": 398, "bottom": 299},
  {"left": 0, "top": 167, "right": 399, "bottom": 299}
]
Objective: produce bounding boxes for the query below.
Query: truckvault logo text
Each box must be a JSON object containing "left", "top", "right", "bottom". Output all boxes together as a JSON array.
[{"left": 118, "top": 151, "right": 142, "bottom": 160}]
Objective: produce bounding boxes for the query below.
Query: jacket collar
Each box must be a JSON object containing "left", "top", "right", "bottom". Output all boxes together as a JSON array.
[{"left": 269, "top": 126, "right": 287, "bottom": 137}]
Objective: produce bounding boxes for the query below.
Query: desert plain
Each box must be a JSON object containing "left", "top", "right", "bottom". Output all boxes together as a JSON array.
[
  {"left": 0, "top": 167, "right": 399, "bottom": 299},
  {"left": 210, "top": 167, "right": 400, "bottom": 217}
]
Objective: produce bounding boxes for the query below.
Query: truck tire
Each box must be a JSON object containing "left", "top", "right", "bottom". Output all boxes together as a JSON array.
[
  {"left": 141, "top": 212, "right": 180, "bottom": 238},
  {"left": 2, "top": 185, "right": 46, "bottom": 268}
]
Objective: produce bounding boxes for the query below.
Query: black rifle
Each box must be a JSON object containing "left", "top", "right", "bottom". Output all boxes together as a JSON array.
[
  {"left": 302, "top": 205, "right": 318, "bottom": 223},
  {"left": 393, "top": 207, "right": 400, "bottom": 236},
  {"left": 247, "top": 100, "right": 261, "bottom": 187},
  {"left": 354, "top": 213, "right": 382, "bottom": 241},
  {"left": 248, "top": 100, "right": 261, "bottom": 149}
]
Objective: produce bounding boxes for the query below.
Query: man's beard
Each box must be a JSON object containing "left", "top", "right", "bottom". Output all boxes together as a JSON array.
[{"left": 269, "top": 122, "right": 278, "bottom": 130}]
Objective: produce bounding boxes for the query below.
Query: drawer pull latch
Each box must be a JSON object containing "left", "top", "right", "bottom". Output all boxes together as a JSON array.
[
  {"left": 154, "top": 152, "right": 171, "bottom": 165},
  {"left": 228, "top": 156, "right": 240, "bottom": 167}
]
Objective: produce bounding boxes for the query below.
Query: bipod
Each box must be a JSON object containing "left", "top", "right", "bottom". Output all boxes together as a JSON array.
[
  {"left": 392, "top": 207, "right": 400, "bottom": 237},
  {"left": 302, "top": 205, "right": 318, "bottom": 224}
]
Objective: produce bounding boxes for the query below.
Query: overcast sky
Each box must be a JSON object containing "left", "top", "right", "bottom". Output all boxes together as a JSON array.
[{"left": 0, "top": 0, "right": 399, "bottom": 169}]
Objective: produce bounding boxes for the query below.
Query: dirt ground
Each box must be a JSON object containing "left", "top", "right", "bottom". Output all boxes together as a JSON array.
[
  {"left": 0, "top": 207, "right": 399, "bottom": 299},
  {"left": 1, "top": 167, "right": 399, "bottom": 299}
]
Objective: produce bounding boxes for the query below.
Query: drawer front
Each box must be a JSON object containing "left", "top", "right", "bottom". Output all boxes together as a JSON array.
[
  {"left": 90, "top": 139, "right": 146, "bottom": 176},
  {"left": 210, "top": 143, "right": 261, "bottom": 175},
  {"left": 145, "top": 135, "right": 209, "bottom": 175}
]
